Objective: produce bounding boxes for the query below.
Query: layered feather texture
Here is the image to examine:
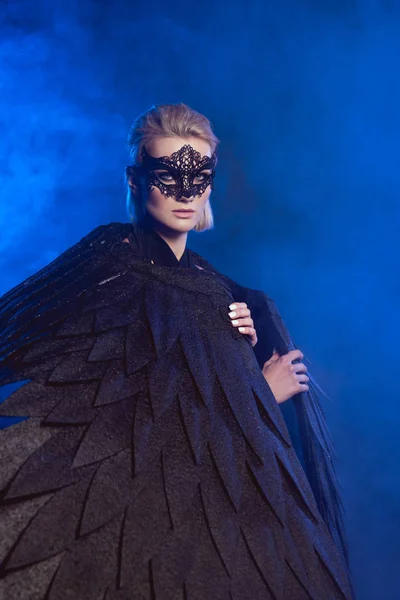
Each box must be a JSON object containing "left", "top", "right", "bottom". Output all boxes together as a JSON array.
[
  {"left": 209, "top": 269, "right": 351, "bottom": 567},
  {"left": 0, "top": 224, "right": 353, "bottom": 599}
]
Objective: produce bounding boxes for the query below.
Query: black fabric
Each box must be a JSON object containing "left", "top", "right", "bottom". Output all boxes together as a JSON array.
[
  {"left": 126, "top": 223, "right": 193, "bottom": 267},
  {"left": 0, "top": 222, "right": 354, "bottom": 600}
]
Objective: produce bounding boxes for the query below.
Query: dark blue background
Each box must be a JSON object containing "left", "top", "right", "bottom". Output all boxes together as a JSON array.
[{"left": 1, "top": 1, "right": 399, "bottom": 598}]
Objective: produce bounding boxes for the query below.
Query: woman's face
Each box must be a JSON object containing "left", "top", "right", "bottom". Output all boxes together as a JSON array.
[{"left": 133, "top": 136, "right": 214, "bottom": 234}]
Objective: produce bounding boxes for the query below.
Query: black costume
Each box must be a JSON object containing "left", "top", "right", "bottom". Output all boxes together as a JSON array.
[{"left": 0, "top": 222, "right": 354, "bottom": 599}]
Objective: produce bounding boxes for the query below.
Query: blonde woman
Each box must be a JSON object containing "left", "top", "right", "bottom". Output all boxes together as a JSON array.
[{"left": 0, "top": 103, "right": 353, "bottom": 599}]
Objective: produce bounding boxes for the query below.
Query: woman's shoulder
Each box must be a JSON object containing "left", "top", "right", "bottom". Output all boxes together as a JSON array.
[
  {"left": 187, "top": 250, "right": 277, "bottom": 323},
  {"left": 76, "top": 221, "right": 133, "bottom": 247}
]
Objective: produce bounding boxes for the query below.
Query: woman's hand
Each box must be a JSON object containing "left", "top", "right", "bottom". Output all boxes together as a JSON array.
[
  {"left": 262, "top": 348, "right": 309, "bottom": 404},
  {"left": 228, "top": 302, "right": 258, "bottom": 347}
]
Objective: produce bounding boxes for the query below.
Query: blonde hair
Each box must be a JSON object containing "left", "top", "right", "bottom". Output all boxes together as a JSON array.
[{"left": 125, "top": 103, "right": 219, "bottom": 232}]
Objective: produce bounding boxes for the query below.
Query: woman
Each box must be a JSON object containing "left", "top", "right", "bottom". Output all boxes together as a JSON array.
[{"left": 0, "top": 103, "right": 353, "bottom": 599}]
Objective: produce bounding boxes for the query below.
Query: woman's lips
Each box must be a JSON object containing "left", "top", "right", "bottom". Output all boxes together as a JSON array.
[{"left": 172, "top": 210, "right": 195, "bottom": 218}]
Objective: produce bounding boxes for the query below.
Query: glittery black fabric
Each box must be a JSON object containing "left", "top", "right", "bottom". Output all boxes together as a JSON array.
[
  {"left": 126, "top": 223, "right": 193, "bottom": 267},
  {"left": 0, "top": 223, "right": 354, "bottom": 599}
]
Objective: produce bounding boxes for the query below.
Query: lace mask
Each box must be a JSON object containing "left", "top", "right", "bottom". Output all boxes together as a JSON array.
[{"left": 128, "top": 144, "right": 217, "bottom": 200}]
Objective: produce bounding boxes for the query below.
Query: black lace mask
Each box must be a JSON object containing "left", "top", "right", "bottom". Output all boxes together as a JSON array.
[{"left": 127, "top": 144, "right": 217, "bottom": 200}]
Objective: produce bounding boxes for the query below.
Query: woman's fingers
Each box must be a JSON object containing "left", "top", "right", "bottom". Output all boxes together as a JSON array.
[
  {"left": 296, "top": 373, "right": 309, "bottom": 383},
  {"left": 238, "top": 326, "right": 258, "bottom": 347},
  {"left": 229, "top": 302, "right": 257, "bottom": 346},
  {"left": 228, "top": 304, "right": 250, "bottom": 320},
  {"left": 293, "top": 362, "right": 308, "bottom": 374},
  {"left": 286, "top": 349, "right": 304, "bottom": 363},
  {"left": 297, "top": 384, "right": 310, "bottom": 393},
  {"left": 236, "top": 325, "right": 257, "bottom": 345},
  {"left": 238, "top": 325, "right": 256, "bottom": 335},
  {"left": 228, "top": 302, "right": 253, "bottom": 330},
  {"left": 294, "top": 371, "right": 309, "bottom": 394},
  {"left": 262, "top": 347, "right": 311, "bottom": 404},
  {"left": 231, "top": 316, "right": 253, "bottom": 327}
]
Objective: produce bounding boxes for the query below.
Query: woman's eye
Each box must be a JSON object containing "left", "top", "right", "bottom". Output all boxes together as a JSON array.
[
  {"left": 195, "top": 172, "right": 208, "bottom": 183},
  {"left": 156, "top": 172, "right": 175, "bottom": 183}
]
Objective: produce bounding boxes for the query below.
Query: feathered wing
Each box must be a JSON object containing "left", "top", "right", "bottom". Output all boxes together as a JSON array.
[
  {"left": 0, "top": 223, "right": 134, "bottom": 362},
  {"left": 265, "top": 295, "right": 350, "bottom": 562},
  {"left": 0, "top": 231, "right": 353, "bottom": 600},
  {"left": 202, "top": 261, "right": 351, "bottom": 568}
]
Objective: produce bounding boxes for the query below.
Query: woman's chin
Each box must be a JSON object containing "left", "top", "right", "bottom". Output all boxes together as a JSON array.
[
  {"left": 166, "top": 216, "right": 197, "bottom": 232},
  {"left": 146, "top": 215, "right": 195, "bottom": 234}
]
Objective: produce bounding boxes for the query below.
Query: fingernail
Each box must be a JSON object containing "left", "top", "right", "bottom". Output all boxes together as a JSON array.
[
  {"left": 229, "top": 304, "right": 237, "bottom": 310},
  {"left": 229, "top": 311, "right": 237, "bottom": 318},
  {"left": 232, "top": 319, "right": 239, "bottom": 325},
  {"left": 238, "top": 327, "right": 246, "bottom": 332}
]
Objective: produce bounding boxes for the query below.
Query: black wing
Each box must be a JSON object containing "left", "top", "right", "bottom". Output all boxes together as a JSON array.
[
  {"left": 204, "top": 260, "right": 351, "bottom": 569},
  {"left": 0, "top": 236, "right": 354, "bottom": 599}
]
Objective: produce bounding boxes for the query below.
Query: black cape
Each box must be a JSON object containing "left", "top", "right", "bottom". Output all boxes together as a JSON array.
[{"left": 0, "top": 222, "right": 354, "bottom": 600}]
